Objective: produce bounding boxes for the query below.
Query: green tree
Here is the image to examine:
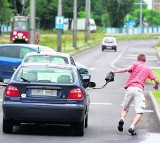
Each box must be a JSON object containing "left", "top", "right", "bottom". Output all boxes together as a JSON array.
[
  {"left": 105, "top": 0, "right": 135, "bottom": 27},
  {"left": 36, "top": 0, "right": 57, "bottom": 29},
  {"left": 126, "top": 8, "right": 160, "bottom": 26},
  {"left": 0, "top": 0, "right": 13, "bottom": 25}
]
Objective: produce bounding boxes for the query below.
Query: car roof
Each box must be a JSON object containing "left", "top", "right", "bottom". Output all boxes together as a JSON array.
[
  {"left": 19, "top": 62, "right": 76, "bottom": 70},
  {"left": 24, "top": 51, "right": 70, "bottom": 58},
  {"left": 103, "top": 37, "right": 116, "bottom": 40},
  {"left": 0, "top": 44, "right": 56, "bottom": 52}
]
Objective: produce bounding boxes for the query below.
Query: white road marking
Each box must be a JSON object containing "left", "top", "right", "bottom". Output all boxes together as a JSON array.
[
  {"left": 126, "top": 54, "right": 158, "bottom": 58},
  {"left": 111, "top": 46, "right": 128, "bottom": 69},
  {"left": 90, "top": 102, "right": 112, "bottom": 105},
  {"left": 89, "top": 67, "right": 97, "bottom": 70},
  {"left": 143, "top": 110, "right": 154, "bottom": 113},
  {"left": 124, "top": 56, "right": 158, "bottom": 60}
]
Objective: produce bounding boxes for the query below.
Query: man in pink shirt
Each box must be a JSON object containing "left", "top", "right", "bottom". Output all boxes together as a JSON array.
[{"left": 112, "top": 54, "right": 159, "bottom": 135}]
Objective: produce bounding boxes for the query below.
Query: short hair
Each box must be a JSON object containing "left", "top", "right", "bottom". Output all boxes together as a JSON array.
[{"left": 137, "top": 54, "right": 146, "bottom": 62}]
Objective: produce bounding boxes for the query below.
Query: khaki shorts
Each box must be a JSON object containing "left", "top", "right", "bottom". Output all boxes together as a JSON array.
[{"left": 122, "top": 87, "right": 145, "bottom": 113}]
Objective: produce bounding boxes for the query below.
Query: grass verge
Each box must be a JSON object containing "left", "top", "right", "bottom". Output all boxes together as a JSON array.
[{"left": 152, "top": 69, "right": 160, "bottom": 106}]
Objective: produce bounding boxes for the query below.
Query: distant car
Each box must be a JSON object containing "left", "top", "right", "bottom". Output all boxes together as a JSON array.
[
  {"left": 101, "top": 37, "right": 117, "bottom": 52},
  {"left": 22, "top": 51, "right": 91, "bottom": 82},
  {"left": 2, "top": 63, "right": 96, "bottom": 136},
  {"left": 0, "top": 44, "right": 56, "bottom": 81}
]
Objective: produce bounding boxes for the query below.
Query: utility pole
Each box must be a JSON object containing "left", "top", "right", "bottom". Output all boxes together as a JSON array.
[
  {"left": 57, "top": 0, "right": 62, "bottom": 52},
  {"left": 20, "top": 0, "right": 25, "bottom": 15},
  {"left": 85, "top": 0, "right": 90, "bottom": 43},
  {"left": 139, "top": 0, "right": 142, "bottom": 34},
  {"left": 73, "top": 0, "right": 77, "bottom": 48},
  {"left": 30, "top": 0, "right": 35, "bottom": 44}
]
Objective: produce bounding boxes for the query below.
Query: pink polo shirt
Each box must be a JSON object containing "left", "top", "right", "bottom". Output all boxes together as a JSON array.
[{"left": 124, "top": 61, "right": 155, "bottom": 90}]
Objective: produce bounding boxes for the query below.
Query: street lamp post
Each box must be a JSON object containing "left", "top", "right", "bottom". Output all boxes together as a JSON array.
[
  {"left": 30, "top": 0, "right": 35, "bottom": 44},
  {"left": 57, "top": 0, "right": 62, "bottom": 52},
  {"left": 139, "top": 0, "right": 142, "bottom": 34},
  {"left": 73, "top": 0, "right": 77, "bottom": 48},
  {"left": 85, "top": 0, "right": 90, "bottom": 43}
]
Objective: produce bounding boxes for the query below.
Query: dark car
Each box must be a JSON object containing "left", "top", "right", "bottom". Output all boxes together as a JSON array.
[
  {"left": 0, "top": 44, "right": 56, "bottom": 81},
  {"left": 2, "top": 63, "right": 95, "bottom": 136}
]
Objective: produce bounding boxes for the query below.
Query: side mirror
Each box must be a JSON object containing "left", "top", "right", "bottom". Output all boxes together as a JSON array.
[
  {"left": 83, "top": 82, "right": 96, "bottom": 89},
  {"left": 88, "top": 82, "right": 96, "bottom": 88},
  {"left": 0, "top": 78, "right": 10, "bottom": 86},
  {"left": 105, "top": 72, "right": 114, "bottom": 82},
  {"left": 13, "top": 66, "right": 18, "bottom": 71},
  {"left": 3, "top": 79, "right": 10, "bottom": 84}
]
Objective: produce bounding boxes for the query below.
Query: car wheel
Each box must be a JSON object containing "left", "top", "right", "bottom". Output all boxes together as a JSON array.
[
  {"left": 74, "top": 119, "right": 84, "bottom": 136},
  {"left": 102, "top": 47, "right": 104, "bottom": 51},
  {"left": 3, "top": 118, "right": 13, "bottom": 134},
  {"left": 85, "top": 114, "right": 88, "bottom": 128},
  {"left": 115, "top": 47, "right": 117, "bottom": 52}
]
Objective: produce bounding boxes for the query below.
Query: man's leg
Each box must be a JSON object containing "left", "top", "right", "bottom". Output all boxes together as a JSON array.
[
  {"left": 118, "top": 109, "right": 128, "bottom": 132},
  {"left": 128, "top": 113, "right": 143, "bottom": 135},
  {"left": 128, "top": 89, "right": 145, "bottom": 135},
  {"left": 121, "top": 109, "right": 128, "bottom": 119},
  {"left": 132, "top": 113, "right": 143, "bottom": 126}
]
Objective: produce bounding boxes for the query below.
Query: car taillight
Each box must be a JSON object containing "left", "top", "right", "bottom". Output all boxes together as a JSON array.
[
  {"left": 68, "top": 88, "right": 83, "bottom": 99},
  {"left": 5, "top": 85, "right": 20, "bottom": 97}
]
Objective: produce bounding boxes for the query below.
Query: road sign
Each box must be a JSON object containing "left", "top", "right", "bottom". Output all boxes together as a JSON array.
[
  {"left": 125, "top": 20, "right": 136, "bottom": 27},
  {"left": 55, "top": 16, "right": 64, "bottom": 29}
]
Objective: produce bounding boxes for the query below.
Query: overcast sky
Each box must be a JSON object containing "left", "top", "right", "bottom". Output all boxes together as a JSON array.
[{"left": 144, "top": 0, "right": 152, "bottom": 9}]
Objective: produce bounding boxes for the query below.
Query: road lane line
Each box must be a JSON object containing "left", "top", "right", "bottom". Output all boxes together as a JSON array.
[{"left": 90, "top": 102, "right": 112, "bottom": 105}]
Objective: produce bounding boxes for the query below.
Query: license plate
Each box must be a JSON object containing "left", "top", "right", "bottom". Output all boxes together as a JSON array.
[
  {"left": 31, "top": 89, "right": 57, "bottom": 96},
  {"left": 18, "top": 36, "right": 22, "bottom": 39},
  {"left": 107, "top": 46, "right": 112, "bottom": 49},
  {"left": 82, "top": 75, "right": 90, "bottom": 79}
]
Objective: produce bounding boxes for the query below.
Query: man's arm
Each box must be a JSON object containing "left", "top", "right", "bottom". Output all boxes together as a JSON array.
[
  {"left": 153, "top": 78, "right": 159, "bottom": 90},
  {"left": 112, "top": 65, "right": 132, "bottom": 73}
]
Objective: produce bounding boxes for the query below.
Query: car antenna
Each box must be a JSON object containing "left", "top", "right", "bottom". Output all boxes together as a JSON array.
[{"left": 37, "top": 47, "right": 40, "bottom": 53}]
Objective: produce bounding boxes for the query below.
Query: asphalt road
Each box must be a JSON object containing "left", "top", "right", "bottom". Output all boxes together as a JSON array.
[{"left": 0, "top": 39, "right": 160, "bottom": 143}]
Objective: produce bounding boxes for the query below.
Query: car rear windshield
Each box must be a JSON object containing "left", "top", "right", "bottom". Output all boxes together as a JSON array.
[
  {"left": 104, "top": 38, "right": 115, "bottom": 43},
  {"left": 24, "top": 55, "right": 69, "bottom": 65},
  {"left": 15, "top": 67, "right": 74, "bottom": 84}
]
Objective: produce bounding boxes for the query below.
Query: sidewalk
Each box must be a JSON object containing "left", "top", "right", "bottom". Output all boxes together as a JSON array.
[{"left": 149, "top": 48, "right": 160, "bottom": 123}]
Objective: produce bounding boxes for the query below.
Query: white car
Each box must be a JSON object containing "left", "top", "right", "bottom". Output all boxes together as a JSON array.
[
  {"left": 101, "top": 37, "right": 117, "bottom": 52},
  {"left": 22, "top": 51, "right": 91, "bottom": 82}
]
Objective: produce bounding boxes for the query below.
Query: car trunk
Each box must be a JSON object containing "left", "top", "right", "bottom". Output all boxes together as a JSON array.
[{"left": 9, "top": 83, "right": 79, "bottom": 104}]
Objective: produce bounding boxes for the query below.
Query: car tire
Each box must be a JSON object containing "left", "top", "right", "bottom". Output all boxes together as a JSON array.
[
  {"left": 3, "top": 118, "right": 13, "bottom": 134},
  {"left": 115, "top": 47, "right": 117, "bottom": 52},
  {"left": 85, "top": 114, "right": 88, "bottom": 128},
  {"left": 102, "top": 47, "right": 104, "bottom": 51},
  {"left": 74, "top": 119, "right": 84, "bottom": 136}
]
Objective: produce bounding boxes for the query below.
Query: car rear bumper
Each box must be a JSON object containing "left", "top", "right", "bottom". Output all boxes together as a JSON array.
[
  {"left": 102, "top": 45, "right": 117, "bottom": 49},
  {"left": 3, "top": 102, "right": 86, "bottom": 123}
]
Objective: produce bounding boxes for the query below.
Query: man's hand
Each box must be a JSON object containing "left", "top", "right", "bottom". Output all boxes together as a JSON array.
[
  {"left": 153, "top": 78, "right": 159, "bottom": 90},
  {"left": 153, "top": 84, "right": 158, "bottom": 90}
]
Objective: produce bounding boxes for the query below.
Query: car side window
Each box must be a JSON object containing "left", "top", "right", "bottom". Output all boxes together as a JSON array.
[
  {"left": 0, "top": 46, "right": 20, "bottom": 58},
  {"left": 20, "top": 47, "right": 35, "bottom": 59},
  {"left": 70, "top": 57, "right": 76, "bottom": 66}
]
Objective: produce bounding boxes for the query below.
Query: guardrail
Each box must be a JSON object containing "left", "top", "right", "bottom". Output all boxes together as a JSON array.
[
  {"left": 0, "top": 25, "right": 11, "bottom": 32},
  {"left": 106, "top": 26, "right": 160, "bottom": 34}
]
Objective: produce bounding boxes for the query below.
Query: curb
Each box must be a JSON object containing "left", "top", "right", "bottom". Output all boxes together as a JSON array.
[{"left": 149, "top": 91, "right": 160, "bottom": 122}]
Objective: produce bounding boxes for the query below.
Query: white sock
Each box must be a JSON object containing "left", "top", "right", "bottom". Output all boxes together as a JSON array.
[
  {"left": 121, "top": 117, "right": 124, "bottom": 121},
  {"left": 130, "top": 124, "right": 135, "bottom": 129}
]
